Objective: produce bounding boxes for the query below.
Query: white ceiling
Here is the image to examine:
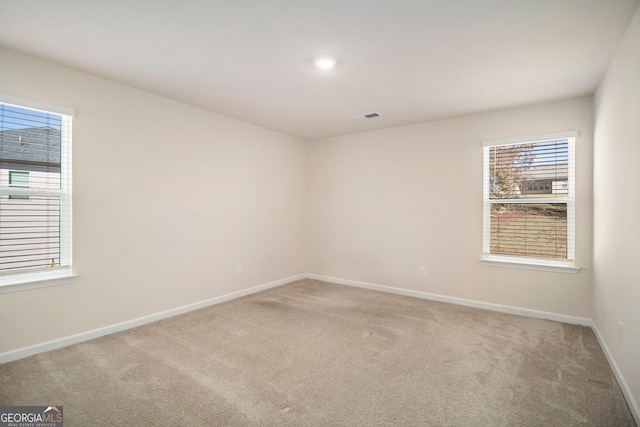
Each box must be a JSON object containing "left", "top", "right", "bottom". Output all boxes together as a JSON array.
[{"left": 0, "top": 0, "right": 638, "bottom": 140}]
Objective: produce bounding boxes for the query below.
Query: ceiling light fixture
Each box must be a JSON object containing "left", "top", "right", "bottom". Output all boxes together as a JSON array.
[{"left": 314, "top": 56, "right": 336, "bottom": 69}]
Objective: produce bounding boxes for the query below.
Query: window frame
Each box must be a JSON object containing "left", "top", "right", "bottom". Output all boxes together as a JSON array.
[
  {"left": 0, "top": 94, "right": 76, "bottom": 293},
  {"left": 480, "top": 131, "right": 580, "bottom": 274}
]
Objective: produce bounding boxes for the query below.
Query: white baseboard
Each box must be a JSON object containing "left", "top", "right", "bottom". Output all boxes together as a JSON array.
[
  {"left": 306, "top": 274, "right": 592, "bottom": 326},
  {"left": 592, "top": 323, "right": 640, "bottom": 425},
  {"left": 0, "top": 274, "right": 306, "bottom": 364}
]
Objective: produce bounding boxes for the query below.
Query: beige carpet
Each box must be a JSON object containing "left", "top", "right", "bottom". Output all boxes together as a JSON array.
[{"left": 0, "top": 279, "right": 635, "bottom": 426}]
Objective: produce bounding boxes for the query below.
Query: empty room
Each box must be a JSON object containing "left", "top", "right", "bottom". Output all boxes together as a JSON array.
[{"left": 0, "top": 1, "right": 639, "bottom": 425}]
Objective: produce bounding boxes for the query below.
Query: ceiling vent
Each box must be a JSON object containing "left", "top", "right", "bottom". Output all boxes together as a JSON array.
[{"left": 351, "top": 112, "right": 381, "bottom": 120}]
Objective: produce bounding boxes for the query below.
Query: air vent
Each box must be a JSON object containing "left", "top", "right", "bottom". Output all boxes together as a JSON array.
[{"left": 351, "top": 112, "right": 382, "bottom": 120}]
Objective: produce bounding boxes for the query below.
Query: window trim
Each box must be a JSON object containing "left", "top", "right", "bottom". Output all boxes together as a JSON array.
[
  {"left": 0, "top": 268, "right": 77, "bottom": 294},
  {"left": 480, "top": 131, "right": 580, "bottom": 273},
  {"left": 0, "top": 93, "right": 75, "bottom": 292},
  {"left": 479, "top": 255, "right": 580, "bottom": 274}
]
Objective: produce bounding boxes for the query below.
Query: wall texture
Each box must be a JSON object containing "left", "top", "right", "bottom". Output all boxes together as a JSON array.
[
  {"left": 0, "top": 48, "right": 308, "bottom": 352},
  {"left": 593, "top": 6, "right": 640, "bottom": 417},
  {"left": 308, "top": 97, "right": 594, "bottom": 318}
]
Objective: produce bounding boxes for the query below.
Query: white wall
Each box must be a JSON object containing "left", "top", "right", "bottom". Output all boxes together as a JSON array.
[
  {"left": 593, "top": 6, "right": 640, "bottom": 417},
  {"left": 308, "top": 97, "right": 593, "bottom": 318},
  {"left": 0, "top": 48, "right": 308, "bottom": 353}
]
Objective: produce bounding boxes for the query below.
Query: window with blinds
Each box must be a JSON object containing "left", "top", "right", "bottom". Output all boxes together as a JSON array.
[
  {"left": 0, "top": 101, "right": 72, "bottom": 277},
  {"left": 482, "top": 133, "right": 575, "bottom": 262}
]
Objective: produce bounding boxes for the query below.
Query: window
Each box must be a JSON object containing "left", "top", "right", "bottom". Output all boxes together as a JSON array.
[
  {"left": 8, "top": 170, "right": 30, "bottom": 200},
  {"left": 0, "top": 96, "right": 74, "bottom": 290},
  {"left": 481, "top": 132, "right": 577, "bottom": 272}
]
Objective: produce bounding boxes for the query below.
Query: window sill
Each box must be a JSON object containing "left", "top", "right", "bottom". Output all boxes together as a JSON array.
[
  {"left": 480, "top": 255, "right": 580, "bottom": 274},
  {"left": 0, "top": 268, "right": 77, "bottom": 294}
]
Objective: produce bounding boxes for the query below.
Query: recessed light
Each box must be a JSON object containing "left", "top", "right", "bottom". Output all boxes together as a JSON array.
[{"left": 314, "top": 56, "right": 336, "bottom": 69}]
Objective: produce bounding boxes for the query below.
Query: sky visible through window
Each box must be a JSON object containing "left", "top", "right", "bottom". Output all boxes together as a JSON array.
[{"left": 0, "top": 104, "right": 61, "bottom": 131}]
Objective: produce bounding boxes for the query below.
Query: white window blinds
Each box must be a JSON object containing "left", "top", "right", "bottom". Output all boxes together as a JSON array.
[
  {"left": 482, "top": 132, "right": 575, "bottom": 261},
  {"left": 0, "top": 101, "right": 72, "bottom": 275}
]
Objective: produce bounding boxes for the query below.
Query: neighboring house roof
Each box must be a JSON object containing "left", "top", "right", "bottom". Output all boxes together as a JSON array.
[
  {"left": 523, "top": 164, "right": 568, "bottom": 181},
  {"left": 0, "top": 126, "right": 61, "bottom": 167}
]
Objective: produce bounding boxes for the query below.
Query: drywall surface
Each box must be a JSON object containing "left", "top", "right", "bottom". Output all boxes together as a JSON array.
[
  {"left": 308, "top": 97, "right": 594, "bottom": 318},
  {"left": 593, "top": 6, "right": 640, "bottom": 417},
  {"left": 0, "top": 48, "right": 307, "bottom": 352}
]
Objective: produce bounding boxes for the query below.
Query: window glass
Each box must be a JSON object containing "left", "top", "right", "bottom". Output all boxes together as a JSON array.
[{"left": 483, "top": 135, "right": 575, "bottom": 263}]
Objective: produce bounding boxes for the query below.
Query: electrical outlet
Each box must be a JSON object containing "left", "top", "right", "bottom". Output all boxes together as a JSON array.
[
  {"left": 419, "top": 266, "right": 426, "bottom": 277},
  {"left": 619, "top": 321, "right": 624, "bottom": 344},
  {"left": 237, "top": 265, "right": 243, "bottom": 276}
]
